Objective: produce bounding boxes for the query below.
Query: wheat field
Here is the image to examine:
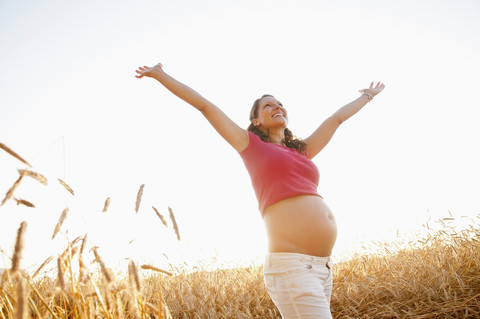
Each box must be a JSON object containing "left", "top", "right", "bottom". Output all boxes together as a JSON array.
[{"left": 1, "top": 143, "right": 480, "bottom": 318}]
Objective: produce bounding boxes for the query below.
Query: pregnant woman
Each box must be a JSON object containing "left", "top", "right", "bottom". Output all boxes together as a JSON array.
[{"left": 135, "top": 63, "right": 385, "bottom": 318}]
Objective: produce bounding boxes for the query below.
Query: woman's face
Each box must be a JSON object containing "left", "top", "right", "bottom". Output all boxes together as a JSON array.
[{"left": 253, "top": 96, "right": 288, "bottom": 130}]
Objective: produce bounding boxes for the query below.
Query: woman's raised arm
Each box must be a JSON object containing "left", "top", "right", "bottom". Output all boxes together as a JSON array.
[
  {"left": 304, "top": 82, "right": 385, "bottom": 159},
  {"left": 135, "top": 63, "right": 249, "bottom": 152}
]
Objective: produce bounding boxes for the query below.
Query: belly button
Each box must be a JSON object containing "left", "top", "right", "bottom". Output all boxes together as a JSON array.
[{"left": 305, "top": 264, "right": 312, "bottom": 269}]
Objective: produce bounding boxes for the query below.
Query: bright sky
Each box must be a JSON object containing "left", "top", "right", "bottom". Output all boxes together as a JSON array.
[{"left": 1, "top": 0, "right": 479, "bottom": 273}]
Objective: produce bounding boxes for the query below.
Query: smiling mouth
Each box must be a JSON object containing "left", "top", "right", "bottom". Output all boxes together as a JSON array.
[{"left": 272, "top": 113, "right": 284, "bottom": 118}]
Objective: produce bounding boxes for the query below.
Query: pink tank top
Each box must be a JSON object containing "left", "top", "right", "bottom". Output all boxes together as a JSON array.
[{"left": 239, "top": 131, "right": 322, "bottom": 215}]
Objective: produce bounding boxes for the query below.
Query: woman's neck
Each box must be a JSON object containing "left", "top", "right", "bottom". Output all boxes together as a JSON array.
[{"left": 266, "top": 127, "right": 285, "bottom": 145}]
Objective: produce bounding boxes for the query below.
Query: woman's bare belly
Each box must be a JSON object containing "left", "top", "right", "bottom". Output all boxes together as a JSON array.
[{"left": 262, "top": 195, "right": 337, "bottom": 257}]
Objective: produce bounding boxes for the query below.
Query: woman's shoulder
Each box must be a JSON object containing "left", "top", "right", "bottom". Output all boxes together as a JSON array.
[{"left": 239, "top": 131, "right": 261, "bottom": 154}]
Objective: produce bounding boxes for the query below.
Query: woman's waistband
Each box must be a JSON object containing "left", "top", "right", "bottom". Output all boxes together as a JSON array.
[{"left": 266, "top": 251, "right": 332, "bottom": 267}]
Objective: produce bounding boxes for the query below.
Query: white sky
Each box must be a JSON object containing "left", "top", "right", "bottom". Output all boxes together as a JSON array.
[{"left": 1, "top": 0, "right": 479, "bottom": 272}]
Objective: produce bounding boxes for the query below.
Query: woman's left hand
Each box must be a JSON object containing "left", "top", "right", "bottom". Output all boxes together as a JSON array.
[
  {"left": 359, "top": 82, "right": 385, "bottom": 97},
  {"left": 135, "top": 63, "right": 164, "bottom": 79}
]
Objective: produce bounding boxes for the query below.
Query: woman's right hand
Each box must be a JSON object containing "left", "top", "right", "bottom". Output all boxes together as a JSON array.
[{"left": 135, "top": 63, "right": 164, "bottom": 79}]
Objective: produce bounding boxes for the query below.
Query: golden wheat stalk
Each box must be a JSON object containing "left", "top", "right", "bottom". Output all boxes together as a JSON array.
[
  {"left": 127, "top": 269, "right": 140, "bottom": 319},
  {"left": 128, "top": 260, "right": 141, "bottom": 291},
  {"left": 13, "top": 197, "right": 35, "bottom": 208},
  {"left": 135, "top": 184, "right": 144, "bottom": 213},
  {"left": 56, "top": 257, "right": 65, "bottom": 291},
  {"left": 18, "top": 169, "right": 47, "bottom": 185},
  {"left": 78, "top": 258, "right": 87, "bottom": 284},
  {"left": 80, "top": 233, "right": 88, "bottom": 255},
  {"left": 14, "top": 275, "right": 27, "bottom": 319},
  {"left": 152, "top": 206, "right": 168, "bottom": 227},
  {"left": 70, "top": 236, "right": 83, "bottom": 246},
  {"left": 92, "top": 247, "right": 113, "bottom": 284},
  {"left": 102, "top": 281, "right": 112, "bottom": 313},
  {"left": 168, "top": 206, "right": 181, "bottom": 241},
  {"left": 144, "top": 302, "right": 158, "bottom": 315},
  {"left": 113, "top": 294, "right": 123, "bottom": 319},
  {"left": 140, "top": 264, "right": 173, "bottom": 276},
  {"left": 163, "top": 302, "right": 174, "bottom": 319},
  {"left": 32, "top": 256, "right": 54, "bottom": 279},
  {"left": 60, "top": 245, "right": 78, "bottom": 263},
  {"left": 59, "top": 243, "right": 73, "bottom": 260},
  {"left": 87, "top": 274, "right": 109, "bottom": 316},
  {"left": 11, "top": 221, "right": 27, "bottom": 273},
  {"left": 58, "top": 179, "right": 74, "bottom": 196},
  {"left": 51, "top": 208, "right": 68, "bottom": 240},
  {"left": 128, "top": 292, "right": 140, "bottom": 319},
  {"left": 102, "top": 197, "right": 111, "bottom": 213},
  {"left": 0, "top": 142, "right": 31, "bottom": 167},
  {"left": 1, "top": 174, "right": 24, "bottom": 206}
]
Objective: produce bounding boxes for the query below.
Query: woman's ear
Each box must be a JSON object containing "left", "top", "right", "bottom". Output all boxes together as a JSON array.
[{"left": 253, "top": 119, "right": 260, "bottom": 127}]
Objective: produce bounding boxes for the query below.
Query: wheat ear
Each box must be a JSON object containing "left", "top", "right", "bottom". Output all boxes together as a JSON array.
[
  {"left": 0, "top": 142, "right": 31, "bottom": 167},
  {"left": 79, "top": 233, "right": 88, "bottom": 255},
  {"left": 14, "top": 275, "right": 27, "bottom": 319},
  {"left": 14, "top": 197, "right": 35, "bottom": 208},
  {"left": 56, "top": 257, "right": 65, "bottom": 291},
  {"left": 168, "top": 206, "right": 181, "bottom": 241},
  {"left": 52, "top": 208, "right": 69, "bottom": 240},
  {"left": 140, "top": 264, "right": 173, "bottom": 276},
  {"left": 58, "top": 179, "right": 74, "bottom": 195},
  {"left": 1, "top": 174, "right": 24, "bottom": 206},
  {"left": 128, "top": 260, "right": 141, "bottom": 291},
  {"left": 102, "top": 197, "right": 111, "bottom": 212},
  {"left": 18, "top": 169, "right": 47, "bottom": 185},
  {"left": 135, "top": 184, "right": 145, "bottom": 213},
  {"left": 127, "top": 261, "right": 140, "bottom": 319},
  {"left": 11, "top": 221, "right": 27, "bottom": 273},
  {"left": 152, "top": 206, "right": 168, "bottom": 227},
  {"left": 92, "top": 247, "right": 113, "bottom": 284},
  {"left": 32, "top": 256, "right": 54, "bottom": 279},
  {"left": 70, "top": 236, "right": 83, "bottom": 246}
]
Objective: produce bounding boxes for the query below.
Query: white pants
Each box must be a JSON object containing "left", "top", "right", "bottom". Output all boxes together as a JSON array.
[{"left": 264, "top": 252, "right": 333, "bottom": 319}]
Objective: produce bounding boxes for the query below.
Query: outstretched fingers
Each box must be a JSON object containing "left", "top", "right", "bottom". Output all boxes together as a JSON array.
[
  {"left": 135, "top": 68, "right": 144, "bottom": 78},
  {"left": 135, "top": 66, "right": 151, "bottom": 78}
]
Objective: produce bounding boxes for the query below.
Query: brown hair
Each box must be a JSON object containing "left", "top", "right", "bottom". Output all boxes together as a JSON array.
[{"left": 247, "top": 94, "right": 306, "bottom": 154}]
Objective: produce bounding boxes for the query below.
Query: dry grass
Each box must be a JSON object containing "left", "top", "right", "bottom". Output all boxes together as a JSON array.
[
  {"left": 1, "top": 216, "right": 478, "bottom": 319},
  {"left": 331, "top": 218, "right": 480, "bottom": 318}
]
